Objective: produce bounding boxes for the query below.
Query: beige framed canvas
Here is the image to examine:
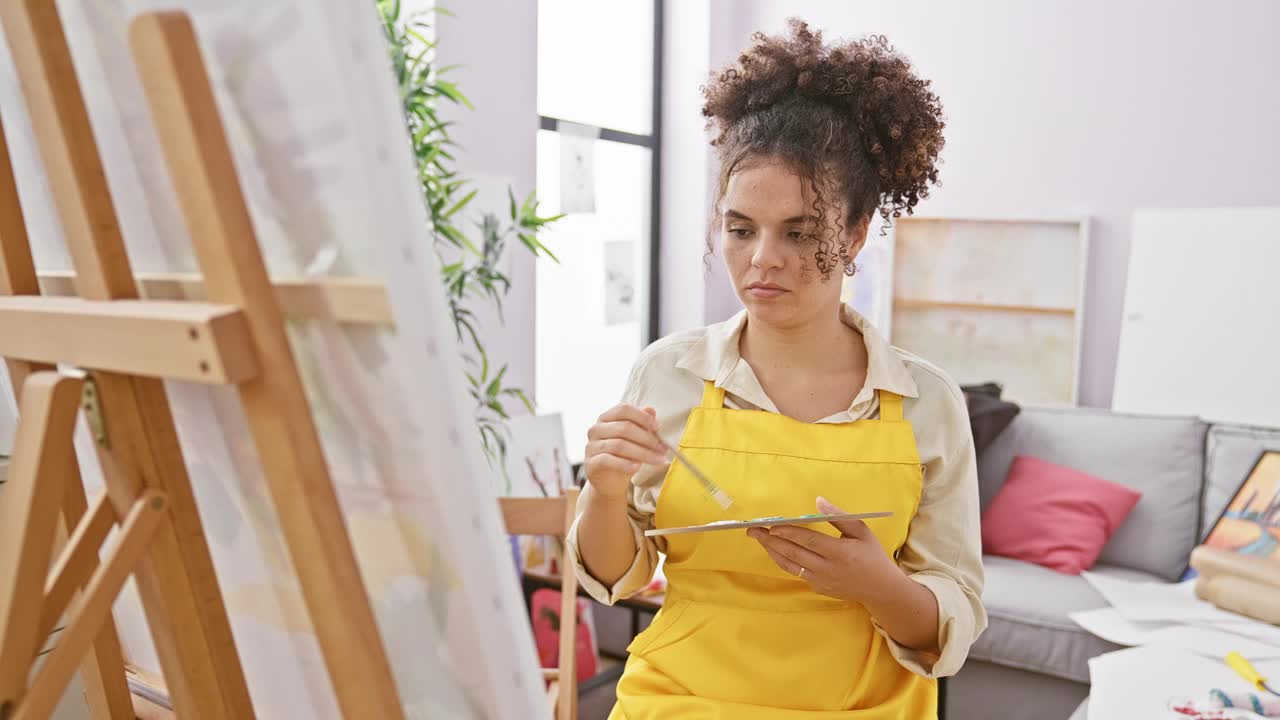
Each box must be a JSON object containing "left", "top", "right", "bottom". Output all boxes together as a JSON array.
[{"left": 887, "top": 216, "right": 1089, "bottom": 406}]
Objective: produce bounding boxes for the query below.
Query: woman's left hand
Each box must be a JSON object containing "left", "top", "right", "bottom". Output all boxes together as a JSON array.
[{"left": 747, "top": 497, "right": 905, "bottom": 606}]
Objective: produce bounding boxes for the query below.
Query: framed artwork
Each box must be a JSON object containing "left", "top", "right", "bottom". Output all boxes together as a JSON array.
[
  {"left": 501, "top": 414, "right": 574, "bottom": 575},
  {"left": 1204, "top": 451, "right": 1280, "bottom": 560},
  {"left": 886, "top": 215, "right": 1090, "bottom": 406}
]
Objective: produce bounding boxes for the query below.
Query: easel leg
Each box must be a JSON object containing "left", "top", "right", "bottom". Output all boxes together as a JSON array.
[
  {"left": 18, "top": 491, "right": 167, "bottom": 720},
  {"left": 51, "top": 490, "right": 132, "bottom": 720},
  {"left": 89, "top": 373, "right": 256, "bottom": 720},
  {"left": 0, "top": 104, "right": 133, "bottom": 719},
  {"left": 0, "top": 2, "right": 256, "bottom": 716},
  {"left": 0, "top": 373, "right": 85, "bottom": 712}
]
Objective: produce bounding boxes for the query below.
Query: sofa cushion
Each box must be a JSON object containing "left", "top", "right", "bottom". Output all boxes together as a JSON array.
[
  {"left": 977, "top": 407, "right": 1206, "bottom": 581},
  {"left": 981, "top": 456, "right": 1142, "bottom": 574},
  {"left": 970, "top": 555, "right": 1163, "bottom": 683},
  {"left": 1202, "top": 423, "right": 1280, "bottom": 540}
]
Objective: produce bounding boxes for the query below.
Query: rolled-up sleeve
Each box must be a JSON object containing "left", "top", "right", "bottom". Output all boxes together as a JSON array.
[
  {"left": 879, "top": 382, "right": 987, "bottom": 678},
  {"left": 566, "top": 482, "right": 661, "bottom": 605}
]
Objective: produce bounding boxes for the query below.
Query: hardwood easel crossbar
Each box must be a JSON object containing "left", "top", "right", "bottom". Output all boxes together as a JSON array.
[
  {"left": 37, "top": 270, "right": 394, "bottom": 327},
  {"left": 0, "top": 296, "right": 259, "bottom": 384}
]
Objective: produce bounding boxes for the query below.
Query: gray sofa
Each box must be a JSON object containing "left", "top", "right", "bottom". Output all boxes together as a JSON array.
[{"left": 944, "top": 406, "right": 1280, "bottom": 720}]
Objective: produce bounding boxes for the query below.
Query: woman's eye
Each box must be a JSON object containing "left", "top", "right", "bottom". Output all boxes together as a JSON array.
[{"left": 728, "top": 228, "right": 753, "bottom": 238}]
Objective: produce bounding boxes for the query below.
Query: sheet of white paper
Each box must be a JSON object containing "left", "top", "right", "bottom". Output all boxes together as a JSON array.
[
  {"left": 1202, "top": 619, "right": 1280, "bottom": 649},
  {"left": 1089, "top": 646, "right": 1279, "bottom": 719},
  {"left": 558, "top": 120, "right": 598, "bottom": 214},
  {"left": 1072, "top": 608, "right": 1280, "bottom": 659},
  {"left": 1070, "top": 607, "right": 1173, "bottom": 646},
  {"left": 1145, "top": 625, "right": 1280, "bottom": 660},
  {"left": 1082, "top": 572, "right": 1240, "bottom": 623}
]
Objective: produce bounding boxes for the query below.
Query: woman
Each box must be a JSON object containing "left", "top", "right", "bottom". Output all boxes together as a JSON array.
[{"left": 568, "top": 20, "right": 986, "bottom": 719}]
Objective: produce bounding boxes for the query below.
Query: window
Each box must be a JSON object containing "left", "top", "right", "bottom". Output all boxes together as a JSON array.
[{"left": 535, "top": 0, "right": 662, "bottom": 463}]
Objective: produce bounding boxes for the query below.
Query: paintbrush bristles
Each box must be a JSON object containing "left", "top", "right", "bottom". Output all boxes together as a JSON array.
[{"left": 663, "top": 443, "right": 734, "bottom": 509}]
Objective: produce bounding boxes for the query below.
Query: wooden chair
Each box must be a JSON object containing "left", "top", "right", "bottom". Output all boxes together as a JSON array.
[{"left": 499, "top": 487, "right": 580, "bottom": 720}]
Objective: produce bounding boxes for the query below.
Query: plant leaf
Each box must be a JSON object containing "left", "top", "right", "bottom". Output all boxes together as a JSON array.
[{"left": 443, "top": 189, "right": 477, "bottom": 219}]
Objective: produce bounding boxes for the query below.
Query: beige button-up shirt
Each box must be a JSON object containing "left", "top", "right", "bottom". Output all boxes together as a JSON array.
[{"left": 567, "top": 304, "right": 987, "bottom": 678}]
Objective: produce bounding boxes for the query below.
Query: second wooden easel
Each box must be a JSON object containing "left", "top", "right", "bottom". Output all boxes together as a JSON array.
[{"left": 0, "top": 3, "right": 407, "bottom": 718}]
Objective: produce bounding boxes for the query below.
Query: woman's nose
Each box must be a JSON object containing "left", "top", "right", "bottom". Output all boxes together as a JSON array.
[{"left": 751, "top": 234, "right": 786, "bottom": 270}]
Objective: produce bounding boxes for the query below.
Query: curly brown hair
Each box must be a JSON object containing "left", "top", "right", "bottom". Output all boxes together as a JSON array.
[{"left": 702, "top": 19, "right": 945, "bottom": 276}]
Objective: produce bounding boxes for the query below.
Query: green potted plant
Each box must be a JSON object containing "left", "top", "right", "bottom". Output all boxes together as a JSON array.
[{"left": 376, "top": 1, "right": 562, "bottom": 475}]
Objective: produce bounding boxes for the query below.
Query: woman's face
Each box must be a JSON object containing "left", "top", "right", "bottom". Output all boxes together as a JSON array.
[{"left": 720, "top": 159, "right": 866, "bottom": 330}]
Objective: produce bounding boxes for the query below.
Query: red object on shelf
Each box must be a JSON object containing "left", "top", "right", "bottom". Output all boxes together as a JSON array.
[{"left": 530, "top": 588, "right": 598, "bottom": 683}]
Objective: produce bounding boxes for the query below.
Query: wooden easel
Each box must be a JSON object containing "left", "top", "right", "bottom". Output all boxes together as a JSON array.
[{"left": 0, "top": 4, "right": 406, "bottom": 718}]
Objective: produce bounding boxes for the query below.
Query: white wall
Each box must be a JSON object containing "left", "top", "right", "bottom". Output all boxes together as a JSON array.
[
  {"left": 678, "top": 0, "right": 1280, "bottom": 407},
  {"left": 435, "top": 0, "right": 539, "bottom": 402}
]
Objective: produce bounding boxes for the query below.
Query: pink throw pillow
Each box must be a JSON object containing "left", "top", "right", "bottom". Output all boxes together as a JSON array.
[{"left": 981, "top": 456, "right": 1142, "bottom": 575}]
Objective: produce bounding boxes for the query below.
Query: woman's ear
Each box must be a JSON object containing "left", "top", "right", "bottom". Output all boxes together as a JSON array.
[{"left": 844, "top": 216, "right": 871, "bottom": 262}]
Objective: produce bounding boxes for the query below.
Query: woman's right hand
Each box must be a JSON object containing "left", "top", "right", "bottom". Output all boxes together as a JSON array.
[{"left": 583, "top": 404, "right": 668, "bottom": 500}]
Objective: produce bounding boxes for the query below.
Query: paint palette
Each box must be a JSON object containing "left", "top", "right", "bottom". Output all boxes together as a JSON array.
[{"left": 643, "top": 511, "right": 894, "bottom": 537}]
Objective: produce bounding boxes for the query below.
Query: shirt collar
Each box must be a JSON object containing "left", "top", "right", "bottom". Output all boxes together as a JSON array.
[{"left": 675, "top": 304, "right": 919, "bottom": 405}]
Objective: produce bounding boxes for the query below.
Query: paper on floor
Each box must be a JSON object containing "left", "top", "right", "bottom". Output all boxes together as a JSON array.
[
  {"left": 1144, "top": 625, "right": 1280, "bottom": 660},
  {"left": 1071, "top": 607, "right": 1169, "bottom": 646},
  {"left": 1082, "top": 572, "right": 1240, "bottom": 622},
  {"left": 1204, "top": 619, "right": 1280, "bottom": 649},
  {"left": 1089, "top": 645, "right": 1280, "bottom": 719},
  {"left": 1071, "top": 608, "right": 1280, "bottom": 659}
]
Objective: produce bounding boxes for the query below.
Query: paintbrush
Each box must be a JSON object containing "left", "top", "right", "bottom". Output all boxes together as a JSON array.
[
  {"left": 660, "top": 440, "right": 733, "bottom": 510},
  {"left": 1227, "top": 651, "right": 1278, "bottom": 696}
]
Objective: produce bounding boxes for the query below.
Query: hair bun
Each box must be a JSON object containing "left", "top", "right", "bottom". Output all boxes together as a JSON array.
[{"left": 702, "top": 19, "right": 945, "bottom": 224}]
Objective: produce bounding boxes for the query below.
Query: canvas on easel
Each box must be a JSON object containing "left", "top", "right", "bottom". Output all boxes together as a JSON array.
[{"left": 0, "top": 1, "right": 544, "bottom": 718}]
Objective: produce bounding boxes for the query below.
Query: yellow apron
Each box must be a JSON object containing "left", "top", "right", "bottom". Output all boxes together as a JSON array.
[{"left": 610, "top": 381, "right": 933, "bottom": 719}]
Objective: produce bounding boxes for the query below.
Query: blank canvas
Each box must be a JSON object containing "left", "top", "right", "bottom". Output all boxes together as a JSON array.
[{"left": 1113, "top": 208, "right": 1280, "bottom": 428}]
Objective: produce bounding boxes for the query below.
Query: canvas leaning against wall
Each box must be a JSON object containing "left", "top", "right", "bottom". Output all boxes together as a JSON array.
[
  {"left": 886, "top": 216, "right": 1089, "bottom": 406},
  {"left": 1204, "top": 452, "right": 1280, "bottom": 561}
]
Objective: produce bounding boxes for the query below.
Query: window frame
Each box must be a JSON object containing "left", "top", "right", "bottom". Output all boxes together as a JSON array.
[{"left": 536, "top": 0, "right": 664, "bottom": 343}]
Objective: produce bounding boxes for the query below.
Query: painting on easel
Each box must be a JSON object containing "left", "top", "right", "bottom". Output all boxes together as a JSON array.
[{"left": 0, "top": 0, "right": 544, "bottom": 718}]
